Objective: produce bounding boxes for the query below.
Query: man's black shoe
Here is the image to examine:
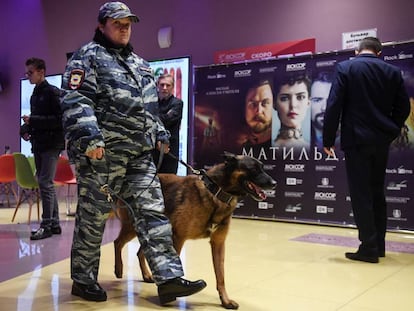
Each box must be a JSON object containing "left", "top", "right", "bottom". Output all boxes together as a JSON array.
[
  {"left": 30, "top": 227, "right": 52, "bottom": 240},
  {"left": 51, "top": 225, "right": 62, "bottom": 235},
  {"left": 71, "top": 281, "right": 107, "bottom": 302},
  {"left": 345, "top": 251, "right": 379, "bottom": 263},
  {"left": 158, "top": 277, "right": 207, "bottom": 305}
]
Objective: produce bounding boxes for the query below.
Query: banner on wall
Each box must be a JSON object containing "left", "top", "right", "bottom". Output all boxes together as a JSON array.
[
  {"left": 194, "top": 41, "right": 414, "bottom": 231},
  {"left": 381, "top": 42, "right": 414, "bottom": 230},
  {"left": 214, "top": 38, "right": 316, "bottom": 64}
]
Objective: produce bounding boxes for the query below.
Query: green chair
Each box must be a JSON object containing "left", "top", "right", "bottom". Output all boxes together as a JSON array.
[
  {"left": 12, "top": 153, "right": 40, "bottom": 224},
  {"left": 26, "top": 156, "right": 36, "bottom": 174}
]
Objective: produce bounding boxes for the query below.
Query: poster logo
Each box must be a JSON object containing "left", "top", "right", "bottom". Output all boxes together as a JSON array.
[
  {"left": 314, "top": 192, "right": 337, "bottom": 201},
  {"left": 285, "top": 191, "right": 304, "bottom": 198},
  {"left": 285, "top": 164, "right": 305, "bottom": 172},
  {"left": 286, "top": 177, "right": 303, "bottom": 185},
  {"left": 251, "top": 51, "right": 273, "bottom": 59},
  {"left": 259, "top": 66, "right": 277, "bottom": 73},
  {"left": 234, "top": 69, "right": 251, "bottom": 77},
  {"left": 264, "top": 189, "right": 276, "bottom": 197},
  {"left": 286, "top": 62, "right": 306, "bottom": 71},
  {"left": 317, "top": 177, "right": 334, "bottom": 189},
  {"left": 258, "top": 202, "right": 269, "bottom": 209},
  {"left": 398, "top": 166, "right": 413, "bottom": 174},
  {"left": 316, "top": 205, "right": 328, "bottom": 214},
  {"left": 386, "top": 166, "right": 413, "bottom": 174},
  {"left": 315, "top": 165, "right": 337, "bottom": 171},
  {"left": 384, "top": 52, "right": 413, "bottom": 61},
  {"left": 207, "top": 73, "right": 226, "bottom": 79},
  {"left": 218, "top": 52, "right": 246, "bottom": 63},
  {"left": 387, "top": 180, "right": 408, "bottom": 191},
  {"left": 316, "top": 60, "right": 336, "bottom": 67},
  {"left": 393, "top": 209, "right": 402, "bottom": 218},
  {"left": 285, "top": 204, "right": 302, "bottom": 212}
]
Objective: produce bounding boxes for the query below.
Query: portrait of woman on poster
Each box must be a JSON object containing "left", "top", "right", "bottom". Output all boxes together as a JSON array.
[{"left": 272, "top": 72, "right": 311, "bottom": 150}]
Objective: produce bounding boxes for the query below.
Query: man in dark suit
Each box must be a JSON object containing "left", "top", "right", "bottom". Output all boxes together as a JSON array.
[
  {"left": 152, "top": 73, "right": 183, "bottom": 173},
  {"left": 323, "top": 37, "right": 410, "bottom": 263}
]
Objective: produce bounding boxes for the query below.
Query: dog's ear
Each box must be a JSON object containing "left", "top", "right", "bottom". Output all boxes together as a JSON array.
[{"left": 222, "top": 151, "right": 238, "bottom": 165}]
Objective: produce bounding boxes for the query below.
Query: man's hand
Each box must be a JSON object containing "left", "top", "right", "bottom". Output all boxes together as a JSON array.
[
  {"left": 22, "top": 115, "right": 30, "bottom": 124},
  {"left": 323, "top": 146, "right": 335, "bottom": 157},
  {"left": 156, "top": 141, "right": 170, "bottom": 154},
  {"left": 86, "top": 147, "right": 105, "bottom": 160}
]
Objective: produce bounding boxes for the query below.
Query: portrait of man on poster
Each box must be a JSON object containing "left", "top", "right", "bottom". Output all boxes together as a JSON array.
[
  {"left": 310, "top": 70, "right": 337, "bottom": 150},
  {"left": 237, "top": 78, "right": 274, "bottom": 150}
]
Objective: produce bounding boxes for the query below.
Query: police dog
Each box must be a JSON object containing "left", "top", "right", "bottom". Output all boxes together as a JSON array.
[{"left": 113, "top": 152, "right": 276, "bottom": 309}]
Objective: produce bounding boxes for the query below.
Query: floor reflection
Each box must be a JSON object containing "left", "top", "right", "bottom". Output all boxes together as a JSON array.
[{"left": 1, "top": 209, "right": 414, "bottom": 311}]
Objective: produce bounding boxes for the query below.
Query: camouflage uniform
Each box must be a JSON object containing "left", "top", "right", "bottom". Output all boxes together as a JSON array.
[{"left": 61, "top": 29, "right": 184, "bottom": 285}]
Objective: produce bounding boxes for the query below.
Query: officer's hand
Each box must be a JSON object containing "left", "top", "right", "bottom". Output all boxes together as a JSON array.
[
  {"left": 157, "top": 141, "right": 170, "bottom": 154},
  {"left": 86, "top": 147, "right": 105, "bottom": 160}
]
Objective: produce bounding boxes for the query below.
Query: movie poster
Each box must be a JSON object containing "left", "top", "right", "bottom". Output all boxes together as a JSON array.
[
  {"left": 193, "top": 41, "right": 414, "bottom": 230},
  {"left": 381, "top": 41, "right": 414, "bottom": 230}
]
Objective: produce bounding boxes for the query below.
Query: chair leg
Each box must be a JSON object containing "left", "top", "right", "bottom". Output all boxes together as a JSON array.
[
  {"left": 12, "top": 191, "right": 24, "bottom": 222},
  {"left": 11, "top": 184, "right": 18, "bottom": 205},
  {"left": 4, "top": 183, "right": 11, "bottom": 208},
  {"left": 1, "top": 183, "right": 17, "bottom": 209},
  {"left": 28, "top": 197, "right": 32, "bottom": 225},
  {"left": 25, "top": 189, "right": 39, "bottom": 224}
]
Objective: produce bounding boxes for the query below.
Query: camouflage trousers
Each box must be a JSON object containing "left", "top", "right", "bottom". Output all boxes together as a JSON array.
[{"left": 70, "top": 151, "right": 184, "bottom": 285}]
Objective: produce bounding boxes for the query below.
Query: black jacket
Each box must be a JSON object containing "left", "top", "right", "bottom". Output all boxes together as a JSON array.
[
  {"left": 158, "top": 95, "right": 183, "bottom": 155},
  {"left": 28, "top": 80, "right": 65, "bottom": 152},
  {"left": 323, "top": 53, "right": 410, "bottom": 149}
]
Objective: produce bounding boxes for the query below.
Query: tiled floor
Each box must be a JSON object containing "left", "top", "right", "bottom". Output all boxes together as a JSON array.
[{"left": 1, "top": 201, "right": 414, "bottom": 310}]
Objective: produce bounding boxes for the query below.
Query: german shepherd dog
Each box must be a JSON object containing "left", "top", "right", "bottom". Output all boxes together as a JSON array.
[{"left": 113, "top": 152, "right": 276, "bottom": 309}]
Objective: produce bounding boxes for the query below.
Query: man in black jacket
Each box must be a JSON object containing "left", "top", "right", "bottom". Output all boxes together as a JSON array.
[
  {"left": 323, "top": 37, "right": 410, "bottom": 263},
  {"left": 22, "top": 57, "right": 65, "bottom": 240},
  {"left": 152, "top": 73, "right": 183, "bottom": 173}
]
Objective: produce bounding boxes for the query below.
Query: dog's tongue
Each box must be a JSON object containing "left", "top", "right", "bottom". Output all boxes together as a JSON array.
[
  {"left": 249, "top": 182, "right": 267, "bottom": 200},
  {"left": 258, "top": 189, "right": 266, "bottom": 200}
]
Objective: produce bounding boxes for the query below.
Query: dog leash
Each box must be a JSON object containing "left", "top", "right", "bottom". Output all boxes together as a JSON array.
[
  {"left": 166, "top": 152, "right": 201, "bottom": 175},
  {"left": 86, "top": 154, "right": 154, "bottom": 226},
  {"left": 166, "top": 153, "right": 235, "bottom": 205},
  {"left": 157, "top": 143, "right": 166, "bottom": 171}
]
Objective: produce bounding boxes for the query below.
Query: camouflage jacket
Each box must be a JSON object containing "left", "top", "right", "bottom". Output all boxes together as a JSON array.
[{"left": 61, "top": 31, "right": 169, "bottom": 160}]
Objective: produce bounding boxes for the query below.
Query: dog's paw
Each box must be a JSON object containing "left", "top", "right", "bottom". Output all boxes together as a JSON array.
[
  {"left": 220, "top": 296, "right": 239, "bottom": 309},
  {"left": 143, "top": 275, "right": 155, "bottom": 283},
  {"left": 114, "top": 266, "right": 123, "bottom": 279}
]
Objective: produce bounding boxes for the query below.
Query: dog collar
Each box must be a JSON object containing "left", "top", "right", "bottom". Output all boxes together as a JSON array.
[{"left": 201, "top": 175, "right": 234, "bottom": 205}]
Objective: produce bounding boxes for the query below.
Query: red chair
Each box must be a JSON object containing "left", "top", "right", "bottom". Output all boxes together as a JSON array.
[
  {"left": 0, "top": 154, "right": 18, "bottom": 208},
  {"left": 54, "top": 156, "right": 77, "bottom": 216}
]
